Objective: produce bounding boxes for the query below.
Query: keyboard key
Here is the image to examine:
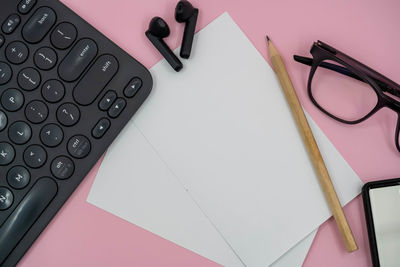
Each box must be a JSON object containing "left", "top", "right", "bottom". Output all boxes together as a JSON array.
[
  {"left": 22, "top": 7, "right": 56, "bottom": 43},
  {"left": 0, "top": 111, "right": 7, "bottom": 131},
  {"left": 108, "top": 98, "right": 126, "bottom": 118},
  {"left": 124, "top": 77, "right": 142, "bottom": 98},
  {"left": 34, "top": 47, "right": 57, "bottom": 70},
  {"left": 0, "top": 34, "right": 4, "bottom": 48},
  {"left": 24, "top": 145, "right": 47, "bottom": 168},
  {"left": 58, "top": 38, "right": 98, "bottom": 82},
  {"left": 18, "top": 0, "right": 37, "bottom": 15},
  {"left": 40, "top": 124, "right": 63, "bottom": 147},
  {"left": 42, "top": 79, "right": 65, "bottom": 103},
  {"left": 0, "top": 177, "right": 57, "bottom": 262},
  {"left": 51, "top": 22, "right": 77, "bottom": 50},
  {"left": 51, "top": 156, "right": 74, "bottom": 180},
  {"left": 18, "top": 67, "right": 41, "bottom": 91},
  {"left": 25, "top": 100, "right": 48, "bottom": 124},
  {"left": 92, "top": 118, "right": 110, "bottom": 138},
  {"left": 0, "top": 62, "right": 12, "bottom": 85},
  {"left": 6, "top": 41, "right": 29, "bottom": 64},
  {"left": 7, "top": 166, "right": 30, "bottom": 189},
  {"left": 67, "top": 135, "right": 91, "bottom": 159},
  {"left": 0, "top": 187, "right": 13, "bottom": 210},
  {"left": 0, "top": 142, "right": 15, "bottom": 166},
  {"left": 1, "top": 88, "right": 24, "bottom": 112},
  {"left": 2, "top": 14, "right": 21, "bottom": 34},
  {"left": 73, "top": 54, "right": 118, "bottom": 105},
  {"left": 8, "top": 121, "right": 31, "bottom": 145},
  {"left": 99, "top": 91, "right": 117, "bottom": 111},
  {"left": 57, "top": 103, "right": 80, "bottom": 126}
]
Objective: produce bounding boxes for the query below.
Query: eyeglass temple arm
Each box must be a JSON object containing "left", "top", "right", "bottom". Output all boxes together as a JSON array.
[{"left": 293, "top": 55, "right": 400, "bottom": 98}]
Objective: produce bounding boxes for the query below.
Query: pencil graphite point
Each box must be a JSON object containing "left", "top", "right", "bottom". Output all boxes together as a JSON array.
[{"left": 266, "top": 35, "right": 270, "bottom": 42}]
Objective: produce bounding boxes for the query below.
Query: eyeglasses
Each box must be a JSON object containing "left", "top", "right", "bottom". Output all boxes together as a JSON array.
[{"left": 294, "top": 41, "right": 400, "bottom": 152}]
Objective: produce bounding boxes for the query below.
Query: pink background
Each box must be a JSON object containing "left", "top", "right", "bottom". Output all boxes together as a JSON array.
[{"left": 19, "top": 0, "right": 400, "bottom": 266}]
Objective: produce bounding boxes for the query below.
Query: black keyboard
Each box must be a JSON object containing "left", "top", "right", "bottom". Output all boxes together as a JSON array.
[{"left": 0, "top": 0, "right": 152, "bottom": 265}]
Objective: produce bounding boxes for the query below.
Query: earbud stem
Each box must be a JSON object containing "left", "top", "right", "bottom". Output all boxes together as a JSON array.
[
  {"left": 180, "top": 8, "right": 198, "bottom": 59},
  {"left": 146, "top": 31, "right": 183, "bottom": 72}
]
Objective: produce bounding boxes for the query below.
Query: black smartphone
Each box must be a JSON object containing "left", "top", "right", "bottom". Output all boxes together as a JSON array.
[{"left": 362, "top": 178, "right": 400, "bottom": 267}]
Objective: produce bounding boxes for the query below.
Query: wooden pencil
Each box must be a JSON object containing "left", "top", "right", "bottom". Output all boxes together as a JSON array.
[{"left": 266, "top": 36, "right": 358, "bottom": 252}]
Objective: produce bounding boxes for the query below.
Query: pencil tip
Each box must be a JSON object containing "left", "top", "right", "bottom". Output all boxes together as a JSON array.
[{"left": 266, "top": 35, "right": 270, "bottom": 42}]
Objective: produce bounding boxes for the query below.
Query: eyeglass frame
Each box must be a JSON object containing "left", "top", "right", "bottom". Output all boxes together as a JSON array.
[{"left": 294, "top": 40, "right": 400, "bottom": 152}]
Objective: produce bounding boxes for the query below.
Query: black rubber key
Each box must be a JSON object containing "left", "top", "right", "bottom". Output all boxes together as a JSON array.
[
  {"left": 18, "top": 0, "right": 37, "bottom": 14},
  {"left": 6, "top": 41, "right": 29, "bottom": 64},
  {"left": 1, "top": 88, "right": 24, "bottom": 112},
  {"left": 7, "top": 166, "right": 30, "bottom": 189},
  {"left": 99, "top": 91, "right": 117, "bottom": 111},
  {"left": 0, "top": 34, "right": 4, "bottom": 48},
  {"left": 124, "top": 77, "right": 142, "bottom": 98},
  {"left": 74, "top": 55, "right": 118, "bottom": 105},
  {"left": 24, "top": 145, "right": 47, "bottom": 168},
  {"left": 56, "top": 103, "right": 80, "bottom": 126},
  {"left": 51, "top": 22, "right": 77, "bottom": 50},
  {"left": 2, "top": 14, "right": 20, "bottom": 34},
  {"left": 25, "top": 100, "right": 48, "bottom": 123},
  {"left": 58, "top": 39, "right": 98, "bottom": 82},
  {"left": 34, "top": 47, "right": 57, "bottom": 70},
  {"left": 67, "top": 135, "right": 91, "bottom": 159},
  {"left": 40, "top": 124, "right": 63, "bottom": 147},
  {"left": 0, "top": 187, "right": 13, "bottom": 210},
  {"left": 108, "top": 98, "right": 126, "bottom": 118},
  {"left": 0, "top": 111, "right": 7, "bottom": 131},
  {"left": 0, "top": 142, "right": 15, "bottom": 166},
  {"left": 92, "top": 118, "right": 110, "bottom": 138},
  {"left": 18, "top": 68, "right": 41, "bottom": 91},
  {"left": 0, "top": 62, "right": 12, "bottom": 85},
  {"left": 51, "top": 156, "right": 74, "bottom": 180},
  {"left": 8, "top": 121, "right": 32, "bottom": 145},
  {"left": 0, "top": 177, "right": 57, "bottom": 263},
  {"left": 42, "top": 80, "right": 65, "bottom": 103},
  {"left": 22, "top": 7, "right": 56, "bottom": 43}
]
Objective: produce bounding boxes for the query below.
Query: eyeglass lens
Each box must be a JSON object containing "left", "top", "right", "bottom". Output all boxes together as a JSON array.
[{"left": 311, "top": 60, "right": 378, "bottom": 122}]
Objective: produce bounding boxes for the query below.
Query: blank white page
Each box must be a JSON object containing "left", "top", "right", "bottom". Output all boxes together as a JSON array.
[
  {"left": 133, "top": 12, "right": 362, "bottom": 266},
  {"left": 87, "top": 119, "right": 244, "bottom": 267}
]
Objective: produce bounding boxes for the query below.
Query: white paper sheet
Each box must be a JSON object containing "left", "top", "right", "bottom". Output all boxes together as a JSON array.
[
  {"left": 88, "top": 120, "right": 244, "bottom": 267},
  {"left": 270, "top": 230, "right": 317, "bottom": 267},
  {"left": 88, "top": 13, "right": 362, "bottom": 267}
]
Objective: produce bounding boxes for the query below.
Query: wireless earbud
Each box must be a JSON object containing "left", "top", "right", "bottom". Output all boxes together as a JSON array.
[
  {"left": 145, "top": 17, "right": 183, "bottom": 72},
  {"left": 175, "top": 0, "right": 198, "bottom": 59}
]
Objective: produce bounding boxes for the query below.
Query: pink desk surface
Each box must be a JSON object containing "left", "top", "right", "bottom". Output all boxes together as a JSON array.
[{"left": 19, "top": 0, "right": 400, "bottom": 266}]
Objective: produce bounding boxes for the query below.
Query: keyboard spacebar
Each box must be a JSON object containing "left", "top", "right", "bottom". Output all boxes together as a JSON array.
[{"left": 0, "top": 177, "right": 57, "bottom": 263}]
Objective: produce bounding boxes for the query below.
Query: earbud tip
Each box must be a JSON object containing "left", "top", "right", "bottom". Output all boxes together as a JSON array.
[
  {"left": 148, "top": 17, "right": 170, "bottom": 37},
  {"left": 175, "top": 0, "right": 195, "bottom": 22}
]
